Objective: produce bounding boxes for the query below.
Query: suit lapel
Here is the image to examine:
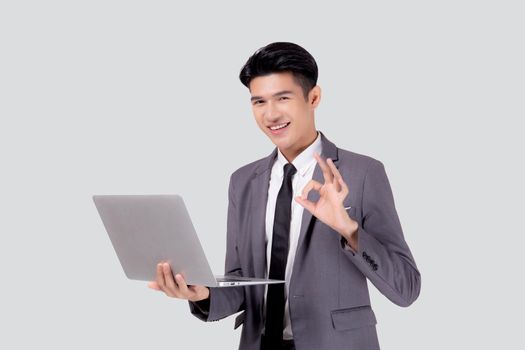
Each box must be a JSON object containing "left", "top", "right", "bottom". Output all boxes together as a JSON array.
[{"left": 294, "top": 132, "right": 339, "bottom": 262}]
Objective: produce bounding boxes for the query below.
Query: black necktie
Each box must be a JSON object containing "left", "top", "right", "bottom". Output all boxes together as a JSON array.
[{"left": 263, "top": 163, "right": 297, "bottom": 349}]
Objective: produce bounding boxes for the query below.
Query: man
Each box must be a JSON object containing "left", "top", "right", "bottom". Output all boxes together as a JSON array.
[{"left": 148, "top": 42, "right": 421, "bottom": 350}]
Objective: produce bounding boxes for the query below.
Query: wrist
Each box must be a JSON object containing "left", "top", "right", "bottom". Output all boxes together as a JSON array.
[
  {"left": 339, "top": 217, "right": 358, "bottom": 250},
  {"left": 339, "top": 217, "right": 358, "bottom": 241},
  {"left": 190, "top": 287, "right": 210, "bottom": 302}
]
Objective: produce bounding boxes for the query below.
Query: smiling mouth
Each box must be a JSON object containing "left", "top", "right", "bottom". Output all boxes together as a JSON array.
[{"left": 268, "top": 122, "right": 290, "bottom": 131}]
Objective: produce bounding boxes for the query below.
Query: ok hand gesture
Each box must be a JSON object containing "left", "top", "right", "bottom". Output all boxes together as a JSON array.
[{"left": 294, "top": 152, "right": 358, "bottom": 246}]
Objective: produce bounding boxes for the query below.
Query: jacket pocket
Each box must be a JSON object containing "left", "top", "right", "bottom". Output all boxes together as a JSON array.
[
  {"left": 234, "top": 311, "right": 245, "bottom": 330},
  {"left": 331, "top": 305, "right": 377, "bottom": 331}
]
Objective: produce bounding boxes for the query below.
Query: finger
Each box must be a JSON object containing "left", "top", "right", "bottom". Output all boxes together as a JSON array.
[
  {"left": 295, "top": 196, "right": 316, "bottom": 214},
  {"left": 175, "top": 274, "right": 191, "bottom": 298},
  {"left": 314, "top": 152, "right": 333, "bottom": 184},
  {"left": 148, "top": 281, "right": 161, "bottom": 290},
  {"left": 301, "top": 179, "right": 323, "bottom": 199},
  {"left": 162, "top": 263, "right": 179, "bottom": 297},
  {"left": 326, "top": 158, "right": 343, "bottom": 192},
  {"left": 156, "top": 263, "right": 167, "bottom": 290},
  {"left": 338, "top": 176, "right": 349, "bottom": 198}
]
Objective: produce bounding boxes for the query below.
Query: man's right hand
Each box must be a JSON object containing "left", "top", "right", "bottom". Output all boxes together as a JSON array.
[{"left": 148, "top": 262, "right": 210, "bottom": 302}]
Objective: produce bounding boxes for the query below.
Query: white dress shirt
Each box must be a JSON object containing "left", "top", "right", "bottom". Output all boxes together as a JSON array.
[{"left": 263, "top": 131, "right": 322, "bottom": 340}]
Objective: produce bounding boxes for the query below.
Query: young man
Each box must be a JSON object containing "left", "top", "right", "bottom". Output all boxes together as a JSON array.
[{"left": 148, "top": 42, "right": 421, "bottom": 350}]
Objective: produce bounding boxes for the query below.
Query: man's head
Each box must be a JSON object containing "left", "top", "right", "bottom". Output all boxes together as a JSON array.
[{"left": 239, "top": 42, "right": 321, "bottom": 161}]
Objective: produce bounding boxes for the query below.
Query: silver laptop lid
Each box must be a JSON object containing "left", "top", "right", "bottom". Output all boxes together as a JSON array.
[{"left": 93, "top": 194, "right": 217, "bottom": 286}]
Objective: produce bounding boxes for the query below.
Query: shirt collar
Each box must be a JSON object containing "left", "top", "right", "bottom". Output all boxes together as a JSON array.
[{"left": 275, "top": 131, "right": 322, "bottom": 177}]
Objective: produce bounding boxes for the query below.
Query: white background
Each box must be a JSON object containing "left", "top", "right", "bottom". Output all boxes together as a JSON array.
[{"left": 1, "top": 1, "right": 523, "bottom": 348}]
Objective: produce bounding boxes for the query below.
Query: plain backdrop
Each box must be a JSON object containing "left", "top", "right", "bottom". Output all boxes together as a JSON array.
[{"left": 1, "top": 1, "right": 523, "bottom": 349}]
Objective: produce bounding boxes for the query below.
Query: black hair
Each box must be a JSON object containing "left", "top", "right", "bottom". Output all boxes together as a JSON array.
[{"left": 239, "top": 42, "right": 318, "bottom": 100}]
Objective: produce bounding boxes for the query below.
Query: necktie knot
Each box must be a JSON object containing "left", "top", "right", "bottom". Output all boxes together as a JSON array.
[{"left": 283, "top": 163, "right": 297, "bottom": 180}]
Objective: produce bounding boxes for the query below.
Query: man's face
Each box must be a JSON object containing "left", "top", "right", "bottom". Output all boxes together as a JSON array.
[{"left": 249, "top": 72, "right": 320, "bottom": 157}]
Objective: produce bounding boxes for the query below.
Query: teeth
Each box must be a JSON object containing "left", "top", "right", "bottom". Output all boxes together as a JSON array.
[{"left": 270, "top": 123, "right": 289, "bottom": 130}]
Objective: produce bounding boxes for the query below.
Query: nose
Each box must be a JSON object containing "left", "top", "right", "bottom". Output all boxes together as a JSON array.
[{"left": 264, "top": 101, "right": 281, "bottom": 122}]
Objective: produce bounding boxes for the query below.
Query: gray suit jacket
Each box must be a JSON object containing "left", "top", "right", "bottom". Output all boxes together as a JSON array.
[{"left": 190, "top": 131, "right": 421, "bottom": 350}]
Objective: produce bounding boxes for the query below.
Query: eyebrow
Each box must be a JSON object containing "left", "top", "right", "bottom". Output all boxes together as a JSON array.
[{"left": 250, "top": 90, "right": 294, "bottom": 102}]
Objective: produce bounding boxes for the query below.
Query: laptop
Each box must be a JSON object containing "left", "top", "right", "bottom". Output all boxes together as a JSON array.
[{"left": 93, "top": 194, "right": 284, "bottom": 287}]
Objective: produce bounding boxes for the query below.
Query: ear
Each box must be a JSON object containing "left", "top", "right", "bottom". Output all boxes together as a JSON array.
[{"left": 309, "top": 85, "right": 322, "bottom": 108}]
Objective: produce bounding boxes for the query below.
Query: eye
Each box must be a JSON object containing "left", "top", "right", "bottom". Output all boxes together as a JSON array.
[
  {"left": 279, "top": 96, "right": 289, "bottom": 101},
  {"left": 253, "top": 100, "right": 264, "bottom": 105}
]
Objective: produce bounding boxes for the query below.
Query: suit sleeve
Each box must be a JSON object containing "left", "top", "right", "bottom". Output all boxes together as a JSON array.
[
  {"left": 189, "top": 174, "right": 246, "bottom": 321},
  {"left": 341, "top": 160, "right": 421, "bottom": 307}
]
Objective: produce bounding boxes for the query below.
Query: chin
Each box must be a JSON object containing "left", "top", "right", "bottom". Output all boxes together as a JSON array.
[
  {"left": 272, "top": 138, "right": 293, "bottom": 151},
  {"left": 263, "top": 128, "right": 295, "bottom": 150}
]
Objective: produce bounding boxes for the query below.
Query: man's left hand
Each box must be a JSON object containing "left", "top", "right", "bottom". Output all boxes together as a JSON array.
[{"left": 295, "top": 152, "right": 359, "bottom": 249}]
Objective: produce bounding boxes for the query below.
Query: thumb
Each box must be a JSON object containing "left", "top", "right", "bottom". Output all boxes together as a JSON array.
[{"left": 148, "top": 281, "right": 160, "bottom": 290}]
